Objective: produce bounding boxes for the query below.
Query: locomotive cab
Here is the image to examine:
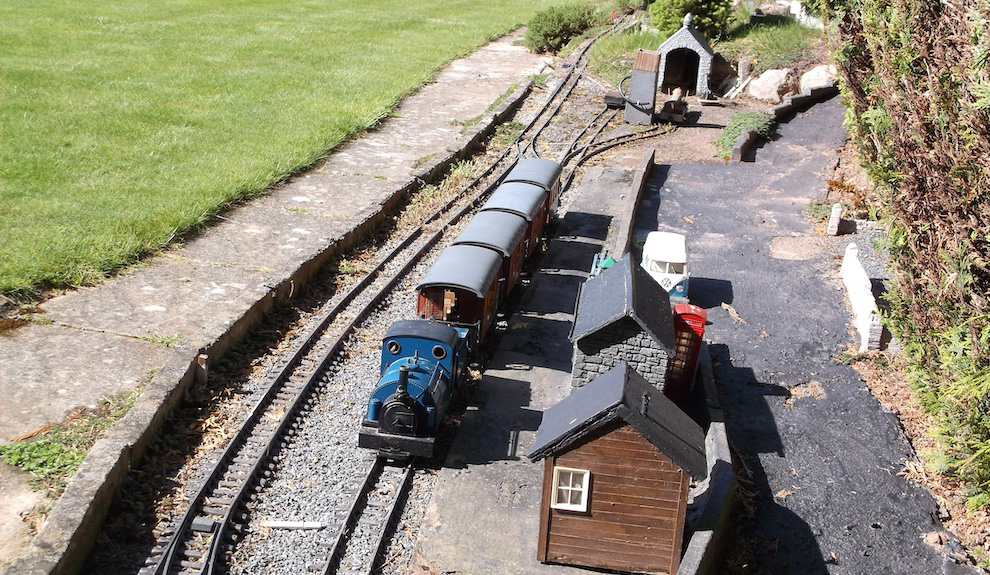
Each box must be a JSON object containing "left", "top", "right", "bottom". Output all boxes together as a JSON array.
[{"left": 359, "top": 320, "right": 467, "bottom": 459}]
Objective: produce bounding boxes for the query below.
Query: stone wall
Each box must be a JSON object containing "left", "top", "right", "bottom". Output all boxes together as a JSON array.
[{"left": 572, "top": 317, "right": 669, "bottom": 389}]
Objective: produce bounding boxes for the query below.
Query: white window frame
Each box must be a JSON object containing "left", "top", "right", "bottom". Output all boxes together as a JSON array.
[{"left": 550, "top": 466, "right": 591, "bottom": 512}]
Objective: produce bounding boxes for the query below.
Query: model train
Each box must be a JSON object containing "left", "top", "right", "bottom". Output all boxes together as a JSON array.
[{"left": 359, "top": 158, "right": 563, "bottom": 459}]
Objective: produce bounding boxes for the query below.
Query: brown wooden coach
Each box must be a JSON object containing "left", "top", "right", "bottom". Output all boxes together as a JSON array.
[{"left": 528, "top": 362, "right": 707, "bottom": 574}]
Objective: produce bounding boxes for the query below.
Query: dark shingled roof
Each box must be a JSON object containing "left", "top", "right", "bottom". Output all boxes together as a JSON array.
[
  {"left": 528, "top": 362, "right": 707, "bottom": 479},
  {"left": 569, "top": 254, "right": 675, "bottom": 352}
]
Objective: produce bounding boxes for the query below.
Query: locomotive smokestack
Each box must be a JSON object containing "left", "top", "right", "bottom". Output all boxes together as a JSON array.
[{"left": 397, "top": 365, "right": 410, "bottom": 399}]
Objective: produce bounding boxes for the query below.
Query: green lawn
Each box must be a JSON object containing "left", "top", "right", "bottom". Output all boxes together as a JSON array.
[{"left": 0, "top": 0, "right": 557, "bottom": 298}]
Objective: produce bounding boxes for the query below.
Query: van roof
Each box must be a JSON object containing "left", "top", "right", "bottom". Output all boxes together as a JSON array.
[{"left": 642, "top": 231, "right": 687, "bottom": 262}]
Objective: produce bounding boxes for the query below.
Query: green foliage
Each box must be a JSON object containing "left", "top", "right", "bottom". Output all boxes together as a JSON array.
[
  {"left": 713, "top": 111, "right": 774, "bottom": 159},
  {"left": 0, "top": 0, "right": 558, "bottom": 298},
  {"left": 490, "top": 121, "right": 527, "bottom": 149},
  {"left": 805, "top": 198, "right": 835, "bottom": 222},
  {"left": 1, "top": 387, "right": 142, "bottom": 495},
  {"left": 525, "top": 2, "right": 603, "bottom": 53},
  {"left": 648, "top": 0, "right": 733, "bottom": 40},
  {"left": 820, "top": 0, "right": 990, "bottom": 510},
  {"left": 715, "top": 18, "right": 824, "bottom": 74},
  {"left": 1, "top": 439, "right": 86, "bottom": 494}
]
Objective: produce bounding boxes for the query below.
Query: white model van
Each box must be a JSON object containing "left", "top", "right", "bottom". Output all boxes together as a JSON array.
[{"left": 641, "top": 231, "right": 689, "bottom": 299}]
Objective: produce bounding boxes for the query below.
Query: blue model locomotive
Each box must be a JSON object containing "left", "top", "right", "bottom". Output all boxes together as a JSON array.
[
  {"left": 359, "top": 158, "right": 562, "bottom": 459},
  {"left": 358, "top": 320, "right": 469, "bottom": 458}
]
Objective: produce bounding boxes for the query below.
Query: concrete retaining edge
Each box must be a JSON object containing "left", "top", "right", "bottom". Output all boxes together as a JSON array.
[
  {"left": 3, "top": 81, "right": 534, "bottom": 575},
  {"left": 608, "top": 148, "right": 656, "bottom": 258},
  {"left": 730, "top": 82, "right": 840, "bottom": 162},
  {"left": 677, "top": 343, "right": 738, "bottom": 575}
]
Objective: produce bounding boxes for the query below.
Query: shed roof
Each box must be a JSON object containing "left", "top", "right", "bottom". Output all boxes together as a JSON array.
[
  {"left": 480, "top": 182, "right": 546, "bottom": 221},
  {"left": 502, "top": 158, "right": 563, "bottom": 191},
  {"left": 451, "top": 211, "right": 527, "bottom": 256},
  {"left": 570, "top": 254, "right": 675, "bottom": 351},
  {"left": 528, "top": 362, "right": 707, "bottom": 479},
  {"left": 415, "top": 245, "right": 501, "bottom": 297}
]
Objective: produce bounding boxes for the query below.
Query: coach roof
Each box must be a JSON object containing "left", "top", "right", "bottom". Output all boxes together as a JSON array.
[
  {"left": 479, "top": 182, "right": 546, "bottom": 221},
  {"left": 415, "top": 244, "right": 502, "bottom": 298},
  {"left": 451, "top": 211, "right": 528, "bottom": 256},
  {"left": 503, "top": 158, "right": 562, "bottom": 191}
]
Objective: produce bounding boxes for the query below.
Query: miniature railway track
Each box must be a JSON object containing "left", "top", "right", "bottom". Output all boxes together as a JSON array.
[
  {"left": 135, "top": 17, "right": 666, "bottom": 575},
  {"left": 141, "top": 150, "right": 497, "bottom": 575},
  {"left": 313, "top": 457, "right": 415, "bottom": 575}
]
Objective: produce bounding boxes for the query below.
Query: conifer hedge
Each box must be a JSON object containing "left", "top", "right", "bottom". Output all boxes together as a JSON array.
[{"left": 822, "top": 0, "right": 990, "bottom": 507}]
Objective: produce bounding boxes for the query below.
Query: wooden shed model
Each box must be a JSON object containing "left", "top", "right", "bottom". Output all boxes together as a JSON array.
[{"left": 528, "top": 362, "right": 707, "bottom": 574}]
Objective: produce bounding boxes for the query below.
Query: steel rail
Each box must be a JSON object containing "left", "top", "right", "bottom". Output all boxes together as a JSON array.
[{"left": 316, "top": 459, "right": 415, "bottom": 575}]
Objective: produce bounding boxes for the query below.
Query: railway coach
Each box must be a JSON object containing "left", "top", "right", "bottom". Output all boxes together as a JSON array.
[
  {"left": 450, "top": 210, "right": 529, "bottom": 299},
  {"left": 479, "top": 182, "right": 548, "bottom": 258},
  {"left": 415, "top": 244, "right": 503, "bottom": 350},
  {"left": 502, "top": 157, "right": 563, "bottom": 221}
]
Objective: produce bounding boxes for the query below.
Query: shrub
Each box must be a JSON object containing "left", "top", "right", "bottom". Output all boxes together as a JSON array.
[
  {"left": 713, "top": 111, "right": 774, "bottom": 159},
  {"left": 648, "top": 0, "right": 734, "bottom": 40},
  {"left": 525, "top": 2, "right": 601, "bottom": 53}
]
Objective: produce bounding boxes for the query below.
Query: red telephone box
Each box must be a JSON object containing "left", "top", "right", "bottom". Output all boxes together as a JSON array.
[{"left": 665, "top": 304, "right": 707, "bottom": 403}]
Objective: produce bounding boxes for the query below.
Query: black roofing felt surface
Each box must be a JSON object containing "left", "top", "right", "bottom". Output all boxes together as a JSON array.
[
  {"left": 415, "top": 244, "right": 502, "bottom": 297},
  {"left": 528, "top": 363, "right": 707, "bottom": 479},
  {"left": 503, "top": 158, "right": 563, "bottom": 191},
  {"left": 451, "top": 211, "right": 527, "bottom": 256},
  {"left": 480, "top": 182, "right": 546, "bottom": 220},
  {"left": 570, "top": 254, "right": 675, "bottom": 351}
]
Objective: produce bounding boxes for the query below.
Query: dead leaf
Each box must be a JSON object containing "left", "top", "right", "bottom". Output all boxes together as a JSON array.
[
  {"left": 721, "top": 302, "right": 747, "bottom": 324},
  {"left": 774, "top": 488, "right": 795, "bottom": 501}
]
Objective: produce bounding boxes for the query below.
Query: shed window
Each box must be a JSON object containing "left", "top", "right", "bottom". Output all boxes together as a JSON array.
[{"left": 551, "top": 467, "right": 590, "bottom": 512}]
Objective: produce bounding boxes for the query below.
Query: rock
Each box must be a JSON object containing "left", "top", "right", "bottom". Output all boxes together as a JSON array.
[
  {"left": 757, "top": 3, "right": 791, "bottom": 16},
  {"left": 800, "top": 64, "right": 837, "bottom": 93},
  {"left": 747, "top": 69, "right": 797, "bottom": 103}
]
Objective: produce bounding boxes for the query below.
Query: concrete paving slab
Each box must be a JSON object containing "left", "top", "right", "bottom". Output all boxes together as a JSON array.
[
  {"left": 0, "top": 466, "right": 44, "bottom": 570},
  {"left": 42, "top": 259, "right": 271, "bottom": 346},
  {"left": 0, "top": 324, "right": 171, "bottom": 443}
]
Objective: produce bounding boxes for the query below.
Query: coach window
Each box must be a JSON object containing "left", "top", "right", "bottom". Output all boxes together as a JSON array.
[{"left": 550, "top": 467, "right": 590, "bottom": 512}]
